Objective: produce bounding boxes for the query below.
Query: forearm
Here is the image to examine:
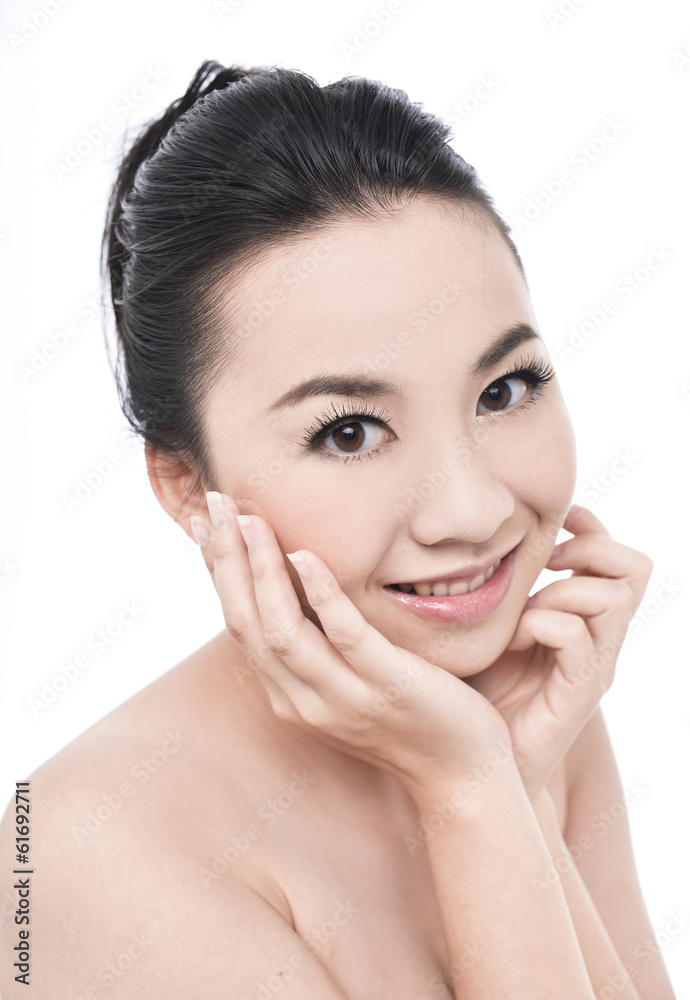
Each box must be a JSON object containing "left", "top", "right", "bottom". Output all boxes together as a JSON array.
[
  {"left": 406, "top": 751, "right": 595, "bottom": 999},
  {"left": 529, "top": 789, "right": 643, "bottom": 1000}
]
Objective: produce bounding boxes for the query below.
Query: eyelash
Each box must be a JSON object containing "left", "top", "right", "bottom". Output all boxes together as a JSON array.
[{"left": 299, "top": 354, "right": 557, "bottom": 464}]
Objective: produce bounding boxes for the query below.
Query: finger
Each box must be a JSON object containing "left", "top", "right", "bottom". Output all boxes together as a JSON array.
[
  {"left": 275, "top": 544, "right": 410, "bottom": 690},
  {"left": 525, "top": 576, "right": 634, "bottom": 652},
  {"left": 508, "top": 608, "right": 613, "bottom": 703},
  {"left": 193, "top": 502, "right": 311, "bottom": 718},
  {"left": 546, "top": 532, "right": 653, "bottom": 609},
  {"left": 235, "top": 512, "right": 369, "bottom": 704},
  {"left": 190, "top": 515, "right": 215, "bottom": 576},
  {"left": 562, "top": 504, "right": 612, "bottom": 538},
  {"left": 204, "top": 492, "right": 316, "bottom": 701}
]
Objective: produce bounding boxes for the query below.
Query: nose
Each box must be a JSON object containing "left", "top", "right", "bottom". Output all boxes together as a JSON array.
[{"left": 400, "top": 439, "right": 515, "bottom": 546}]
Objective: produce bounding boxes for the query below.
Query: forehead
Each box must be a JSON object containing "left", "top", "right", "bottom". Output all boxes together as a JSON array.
[{"left": 213, "top": 198, "right": 532, "bottom": 408}]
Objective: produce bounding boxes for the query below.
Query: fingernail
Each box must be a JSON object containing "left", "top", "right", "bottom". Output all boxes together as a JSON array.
[
  {"left": 190, "top": 515, "right": 210, "bottom": 547},
  {"left": 549, "top": 544, "right": 562, "bottom": 559},
  {"left": 237, "top": 515, "right": 256, "bottom": 551},
  {"left": 286, "top": 552, "right": 311, "bottom": 581},
  {"left": 206, "top": 491, "right": 226, "bottom": 528}
]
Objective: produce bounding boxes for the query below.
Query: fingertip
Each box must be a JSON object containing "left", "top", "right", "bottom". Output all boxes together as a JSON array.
[
  {"left": 286, "top": 551, "right": 312, "bottom": 581},
  {"left": 190, "top": 515, "right": 211, "bottom": 547}
]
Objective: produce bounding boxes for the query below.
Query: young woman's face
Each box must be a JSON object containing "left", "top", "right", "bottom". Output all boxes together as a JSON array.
[{"left": 203, "top": 197, "right": 577, "bottom": 675}]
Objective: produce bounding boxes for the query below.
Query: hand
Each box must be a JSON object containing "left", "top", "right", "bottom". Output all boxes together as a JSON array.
[
  {"left": 464, "top": 505, "right": 653, "bottom": 798},
  {"left": 190, "top": 491, "right": 512, "bottom": 795}
]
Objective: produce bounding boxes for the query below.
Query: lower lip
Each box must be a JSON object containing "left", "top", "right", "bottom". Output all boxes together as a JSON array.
[{"left": 382, "top": 546, "right": 518, "bottom": 624}]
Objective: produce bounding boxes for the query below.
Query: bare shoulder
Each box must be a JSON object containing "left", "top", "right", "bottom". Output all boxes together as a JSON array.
[{"left": 0, "top": 635, "right": 348, "bottom": 999}]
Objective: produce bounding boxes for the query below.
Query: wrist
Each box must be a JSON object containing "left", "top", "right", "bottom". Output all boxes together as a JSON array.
[{"left": 403, "top": 741, "right": 526, "bottom": 819}]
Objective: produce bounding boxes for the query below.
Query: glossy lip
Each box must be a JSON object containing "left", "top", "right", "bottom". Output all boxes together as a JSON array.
[
  {"left": 384, "top": 542, "right": 519, "bottom": 588},
  {"left": 382, "top": 544, "right": 518, "bottom": 624}
]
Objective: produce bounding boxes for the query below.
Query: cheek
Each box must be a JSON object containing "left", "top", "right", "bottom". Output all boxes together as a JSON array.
[
  {"left": 517, "top": 416, "right": 577, "bottom": 512},
  {"left": 497, "top": 404, "right": 578, "bottom": 555},
  {"left": 240, "top": 472, "right": 394, "bottom": 586}
]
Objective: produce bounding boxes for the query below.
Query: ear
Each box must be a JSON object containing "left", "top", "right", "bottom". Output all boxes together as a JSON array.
[{"left": 145, "top": 442, "right": 209, "bottom": 543}]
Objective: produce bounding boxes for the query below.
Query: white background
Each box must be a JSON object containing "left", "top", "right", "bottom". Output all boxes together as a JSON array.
[{"left": 0, "top": 0, "right": 688, "bottom": 992}]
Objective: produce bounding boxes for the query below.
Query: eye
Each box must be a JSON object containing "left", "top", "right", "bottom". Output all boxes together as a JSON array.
[
  {"left": 320, "top": 420, "right": 391, "bottom": 458},
  {"left": 477, "top": 357, "right": 556, "bottom": 415},
  {"left": 478, "top": 375, "right": 531, "bottom": 413},
  {"left": 300, "top": 401, "right": 395, "bottom": 463}
]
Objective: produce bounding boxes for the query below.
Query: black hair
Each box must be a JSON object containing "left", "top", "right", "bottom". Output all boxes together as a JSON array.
[{"left": 102, "top": 59, "right": 525, "bottom": 508}]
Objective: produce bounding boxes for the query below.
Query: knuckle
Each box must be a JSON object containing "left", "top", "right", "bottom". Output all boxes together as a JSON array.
[
  {"left": 263, "top": 620, "right": 298, "bottom": 657},
  {"left": 224, "top": 612, "right": 252, "bottom": 646},
  {"left": 209, "top": 532, "right": 234, "bottom": 560},
  {"left": 269, "top": 697, "right": 298, "bottom": 723},
  {"left": 324, "top": 617, "right": 367, "bottom": 655},
  {"left": 639, "top": 552, "right": 654, "bottom": 577},
  {"left": 306, "top": 575, "right": 340, "bottom": 609},
  {"left": 563, "top": 613, "right": 587, "bottom": 640}
]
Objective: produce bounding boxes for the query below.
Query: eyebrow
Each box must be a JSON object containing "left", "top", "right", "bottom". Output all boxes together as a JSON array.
[{"left": 265, "top": 322, "right": 542, "bottom": 413}]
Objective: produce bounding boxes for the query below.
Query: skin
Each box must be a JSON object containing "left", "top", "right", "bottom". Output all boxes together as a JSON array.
[
  {"left": 0, "top": 197, "right": 676, "bottom": 998},
  {"left": 194, "top": 197, "right": 578, "bottom": 679}
]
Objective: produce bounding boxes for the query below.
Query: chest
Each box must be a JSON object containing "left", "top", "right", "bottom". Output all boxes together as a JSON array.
[{"left": 243, "top": 760, "right": 570, "bottom": 1000}]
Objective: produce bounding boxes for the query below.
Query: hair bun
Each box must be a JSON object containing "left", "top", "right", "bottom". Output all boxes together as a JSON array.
[{"left": 127, "top": 60, "right": 266, "bottom": 177}]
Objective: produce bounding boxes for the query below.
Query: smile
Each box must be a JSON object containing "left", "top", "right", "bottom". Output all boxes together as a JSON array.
[
  {"left": 389, "top": 558, "right": 502, "bottom": 596},
  {"left": 382, "top": 545, "right": 519, "bottom": 624}
]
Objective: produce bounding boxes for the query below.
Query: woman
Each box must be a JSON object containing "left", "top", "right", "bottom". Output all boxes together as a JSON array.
[{"left": 0, "top": 60, "right": 676, "bottom": 998}]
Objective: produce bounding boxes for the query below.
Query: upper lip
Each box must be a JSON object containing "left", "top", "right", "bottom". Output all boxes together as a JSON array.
[{"left": 384, "top": 542, "right": 519, "bottom": 587}]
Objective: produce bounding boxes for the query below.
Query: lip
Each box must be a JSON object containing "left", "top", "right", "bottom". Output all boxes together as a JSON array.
[
  {"left": 382, "top": 544, "right": 518, "bottom": 624},
  {"left": 384, "top": 543, "right": 519, "bottom": 588}
]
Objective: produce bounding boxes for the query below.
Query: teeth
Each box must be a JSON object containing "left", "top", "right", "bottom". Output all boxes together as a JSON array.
[{"left": 396, "top": 558, "right": 501, "bottom": 597}]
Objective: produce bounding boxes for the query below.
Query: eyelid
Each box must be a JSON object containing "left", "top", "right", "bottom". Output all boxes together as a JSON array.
[{"left": 301, "top": 353, "right": 556, "bottom": 458}]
